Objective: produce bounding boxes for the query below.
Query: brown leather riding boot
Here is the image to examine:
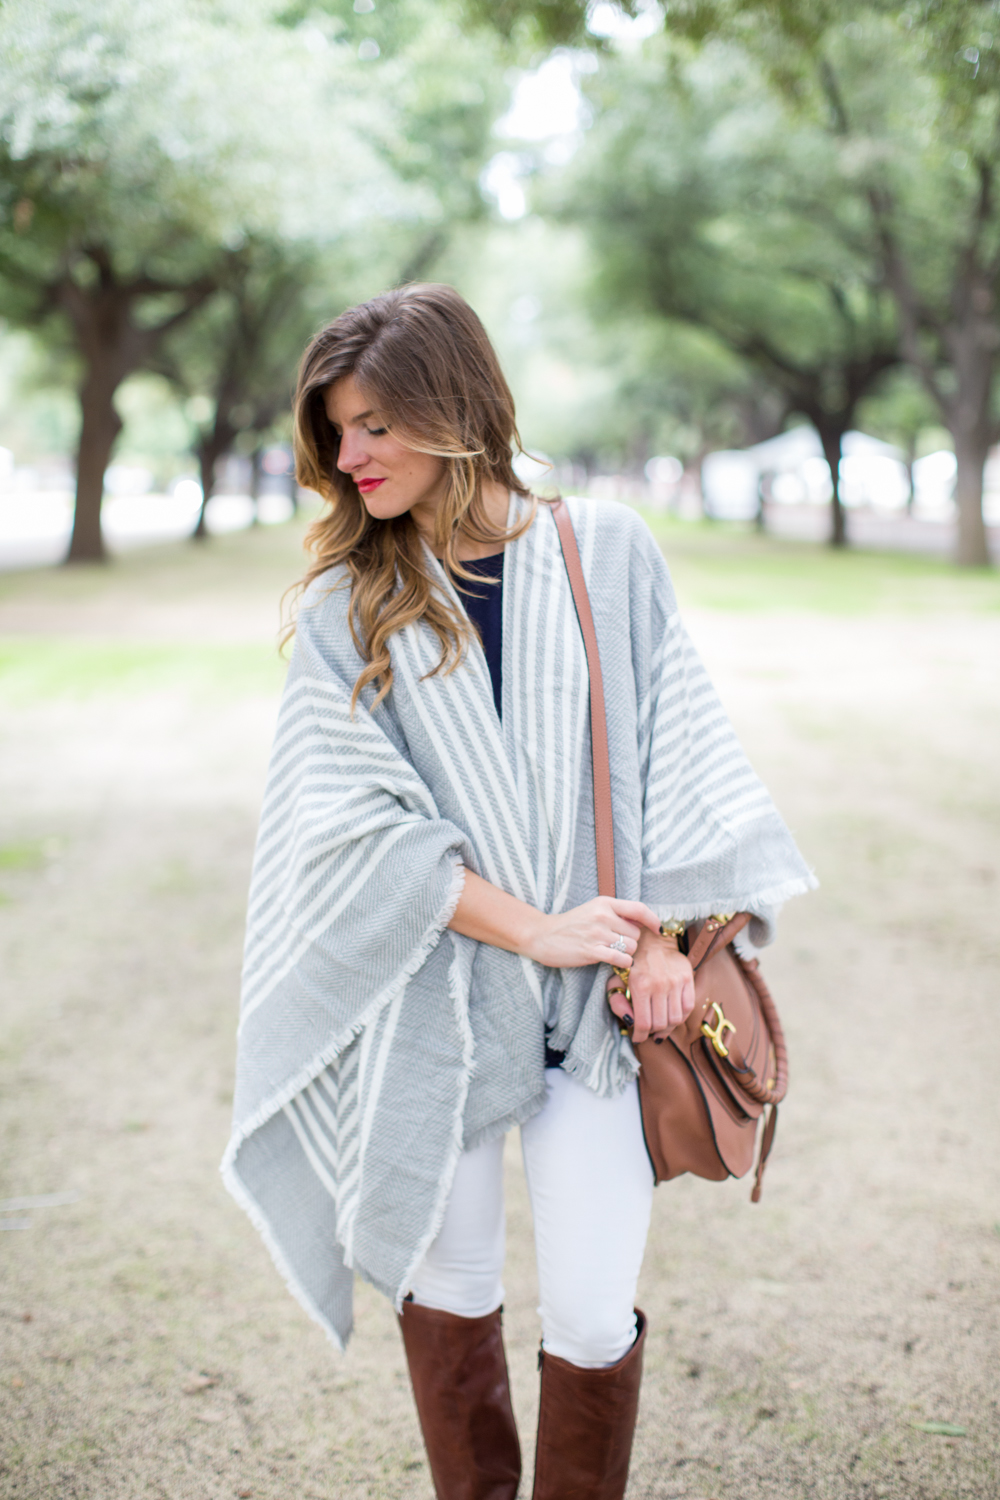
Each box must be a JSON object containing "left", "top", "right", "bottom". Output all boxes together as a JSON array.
[
  {"left": 397, "top": 1298, "right": 521, "bottom": 1500},
  {"left": 531, "top": 1310, "right": 647, "bottom": 1500}
]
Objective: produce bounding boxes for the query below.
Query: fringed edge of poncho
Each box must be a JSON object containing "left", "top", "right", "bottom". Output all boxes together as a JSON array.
[{"left": 221, "top": 855, "right": 470, "bottom": 1350}]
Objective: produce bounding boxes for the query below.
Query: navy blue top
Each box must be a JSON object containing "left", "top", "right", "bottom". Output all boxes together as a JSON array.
[{"left": 454, "top": 552, "right": 504, "bottom": 720}]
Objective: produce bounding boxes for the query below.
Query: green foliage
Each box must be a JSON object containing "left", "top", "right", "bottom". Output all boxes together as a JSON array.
[
  {"left": 0, "top": 0, "right": 396, "bottom": 300},
  {"left": 655, "top": 0, "right": 1000, "bottom": 562},
  {"left": 156, "top": 1, "right": 511, "bottom": 495},
  {"left": 155, "top": 236, "right": 323, "bottom": 492},
  {"left": 670, "top": 1, "right": 1000, "bottom": 124},
  {"left": 0, "top": 329, "right": 78, "bottom": 458},
  {"left": 856, "top": 366, "right": 938, "bottom": 459},
  {"left": 0, "top": 0, "right": 511, "bottom": 551},
  {"left": 549, "top": 32, "right": 898, "bottom": 493},
  {"left": 568, "top": 37, "right": 887, "bottom": 359},
  {"left": 459, "top": 0, "right": 603, "bottom": 46}
]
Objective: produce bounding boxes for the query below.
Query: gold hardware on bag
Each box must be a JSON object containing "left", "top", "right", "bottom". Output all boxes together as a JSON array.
[
  {"left": 705, "top": 913, "right": 735, "bottom": 932},
  {"left": 701, "top": 1001, "right": 736, "bottom": 1058}
]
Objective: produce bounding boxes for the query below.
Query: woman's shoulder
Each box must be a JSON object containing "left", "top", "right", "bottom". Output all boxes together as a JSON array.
[
  {"left": 560, "top": 495, "right": 663, "bottom": 568},
  {"left": 291, "top": 564, "right": 360, "bottom": 661},
  {"left": 299, "top": 562, "right": 352, "bottom": 614},
  {"left": 557, "top": 496, "right": 678, "bottom": 632}
]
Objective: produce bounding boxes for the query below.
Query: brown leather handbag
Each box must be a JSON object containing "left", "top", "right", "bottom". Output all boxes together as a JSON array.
[{"left": 552, "top": 500, "right": 788, "bottom": 1201}]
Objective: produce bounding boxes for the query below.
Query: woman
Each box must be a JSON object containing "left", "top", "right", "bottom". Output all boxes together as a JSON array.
[{"left": 223, "top": 284, "right": 813, "bottom": 1500}]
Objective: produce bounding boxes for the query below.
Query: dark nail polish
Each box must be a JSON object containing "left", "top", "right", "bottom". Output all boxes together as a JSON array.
[
  {"left": 623, "top": 1014, "right": 633, "bottom": 1027},
  {"left": 654, "top": 1037, "right": 664, "bottom": 1044}
]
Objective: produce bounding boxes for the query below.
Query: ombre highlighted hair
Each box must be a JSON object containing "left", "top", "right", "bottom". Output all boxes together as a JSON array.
[{"left": 290, "top": 283, "right": 538, "bottom": 710}]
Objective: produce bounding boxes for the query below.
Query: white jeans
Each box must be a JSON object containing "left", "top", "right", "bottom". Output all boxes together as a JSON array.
[{"left": 409, "top": 1069, "right": 654, "bottom": 1367}]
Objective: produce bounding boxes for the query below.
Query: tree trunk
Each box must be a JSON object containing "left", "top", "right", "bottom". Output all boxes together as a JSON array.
[
  {"left": 67, "top": 370, "right": 123, "bottom": 563},
  {"left": 944, "top": 312, "right": 993, "bottom": 565},
  {"left": 953, "top": 428, "right": 991, "bottom": 567},
  {"left": 884, "top": 247, "right": 995, "bottom": 565},
  {"left": 755, "top": 471, "right": 770, "bottom": 533},
  {"left": 192, "top": 404, "right": 239, "bottom": 540},
  {"left": 249, "top": 446, "right": 263, "bottom": 523},
  {"left": 687, "top": 448, "right": 708, "bottom": 517},
  {"left": 57, "top": 256, "right": 218, "bottom": 563},
  {"left": 818, "top": 428, "right": 847, "bottom": 547},
  {"left": 904, "top": 441, "right": 916, "bottom": 514},
  {"left": 193, "top": 444, "right": 217, "bottom": 540}
]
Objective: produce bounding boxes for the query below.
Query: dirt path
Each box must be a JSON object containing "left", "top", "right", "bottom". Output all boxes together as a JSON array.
[{"left": 1, "top": 526, "right": 998, "bottom": 1499}]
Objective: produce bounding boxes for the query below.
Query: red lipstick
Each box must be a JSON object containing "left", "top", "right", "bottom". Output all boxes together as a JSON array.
[{"left": 357, "top": 477, "right": 385, "bottom": 494}]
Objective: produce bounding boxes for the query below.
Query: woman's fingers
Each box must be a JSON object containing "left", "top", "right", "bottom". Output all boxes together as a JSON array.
[
  {"left": 629, "top": 979, "right": 693, "bottom": 1041},
  {"left": 615, "top": 937, "right": 697, "bottom": 1044},
  {"left": 600, "top": 910, "right": 640, "bottom": 967},
  {"left": 609, "top": 899, "right": 662, "bottom": 935},
  {"left": 623, "top": 983, "right": 658, "bottom": 1043},
  {"left": 598, "top": 941, "right": 634, "bottom": 968},
  {"left": 605, "top": 918, "right": 641, "bottom": 944},
  {"left": 665, "top": 975, "right": 686, "bottom": 1029},
  {"left": 605, "top": 981, "right": 632, "bottom": 1025}
]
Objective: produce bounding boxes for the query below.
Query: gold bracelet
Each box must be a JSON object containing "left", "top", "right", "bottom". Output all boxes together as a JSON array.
[{"left": 659, "top": 912, "right": 683, "bottom": 948}]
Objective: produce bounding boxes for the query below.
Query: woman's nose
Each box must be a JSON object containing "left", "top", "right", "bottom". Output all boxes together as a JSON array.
[{"left": 336, "top": 429, "right": 369, "bottom": 472}]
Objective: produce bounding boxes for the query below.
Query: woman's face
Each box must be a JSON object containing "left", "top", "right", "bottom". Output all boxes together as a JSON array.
[{"left": 324, "top": 374, "right": 446, "bottom": 533}]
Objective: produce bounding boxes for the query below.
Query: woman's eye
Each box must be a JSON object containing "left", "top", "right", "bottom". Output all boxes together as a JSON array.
[{"left": 366, "top": 426, "right": 388, "bottom": 437}]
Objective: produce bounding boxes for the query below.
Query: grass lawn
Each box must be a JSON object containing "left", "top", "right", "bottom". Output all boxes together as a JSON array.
[
  {"left": 0, "top": 510, "right": 996, "bottom": 708},
  {"left": 644, "top": 511, "right": 1000, "bottom": 615}
]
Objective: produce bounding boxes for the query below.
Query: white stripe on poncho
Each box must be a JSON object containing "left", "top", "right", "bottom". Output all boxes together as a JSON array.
[{"left": 222, "top": 496, "right": 815, "bottom": 1349}]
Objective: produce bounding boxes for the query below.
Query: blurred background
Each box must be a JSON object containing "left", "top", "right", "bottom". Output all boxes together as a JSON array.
[
  {"left": 1, "top": 3, "right": 998, "bottom": 1498},
  {"left": 2, "top": 0, "right": 1000, "bottom": 567}
]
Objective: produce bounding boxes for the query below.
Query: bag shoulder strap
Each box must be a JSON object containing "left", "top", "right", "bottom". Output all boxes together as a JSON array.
[{"left": 551, "top": 499, "right": 616, "bottom": 899}]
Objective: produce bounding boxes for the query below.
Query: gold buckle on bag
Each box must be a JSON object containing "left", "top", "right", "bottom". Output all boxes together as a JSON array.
[{"left": 701, "top": 1001, "right": 736, "bottom": 1058}]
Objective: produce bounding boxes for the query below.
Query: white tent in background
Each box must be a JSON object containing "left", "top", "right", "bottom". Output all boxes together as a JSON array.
[{"left": 701, "top": 426, "right": 909, "bottom": 520}]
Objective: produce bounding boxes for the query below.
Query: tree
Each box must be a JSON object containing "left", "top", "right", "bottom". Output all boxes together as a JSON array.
[
  {"left": 155, "top": 238, "right": 319, "bottom": 537},
  {"left": 157, "top": 0, "right": 512, "bottom": 541},
  {"left": 856, "top": 366, "right": 939, "bottom": 508},
  {"left": 582, "top": 317, "right": 788, "bottom": 486},
  {"left": 478, "top": 0, "right": 1000, "bottom": 563},
  {"left": 665, "top": 1, "right": 1000, "bottom": 565},
  {"left": 0, "top": 0, "right": 406, "bottom": 562},
  {"left": 552, "top": 37, "right": 899, "bottom": 544}
]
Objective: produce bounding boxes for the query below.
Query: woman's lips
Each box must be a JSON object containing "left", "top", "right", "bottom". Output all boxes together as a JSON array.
[{"left": 357, "top": 477, "right": 385, "bottom": 494}]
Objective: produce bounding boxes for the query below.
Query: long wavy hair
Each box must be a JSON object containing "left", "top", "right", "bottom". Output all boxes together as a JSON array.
[{"left": 289, "top": 283, "right": 538, "bottom": 711}]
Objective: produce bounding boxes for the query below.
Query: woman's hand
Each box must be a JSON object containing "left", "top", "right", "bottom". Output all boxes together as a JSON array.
[
  {"left": 521, "top": 896, "right": 662, "bottom": 970},
  {"left": 449, "top": 870, "right": 660, "bottom": 969},
  {"left": 606, "top": 929, "right": 695, "bottom": 1045}
]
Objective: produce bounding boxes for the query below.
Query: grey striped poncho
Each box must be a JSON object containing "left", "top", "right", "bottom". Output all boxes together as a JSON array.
[{"left": 222, "top": 496, "right": 814, "bottom": 1349}]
